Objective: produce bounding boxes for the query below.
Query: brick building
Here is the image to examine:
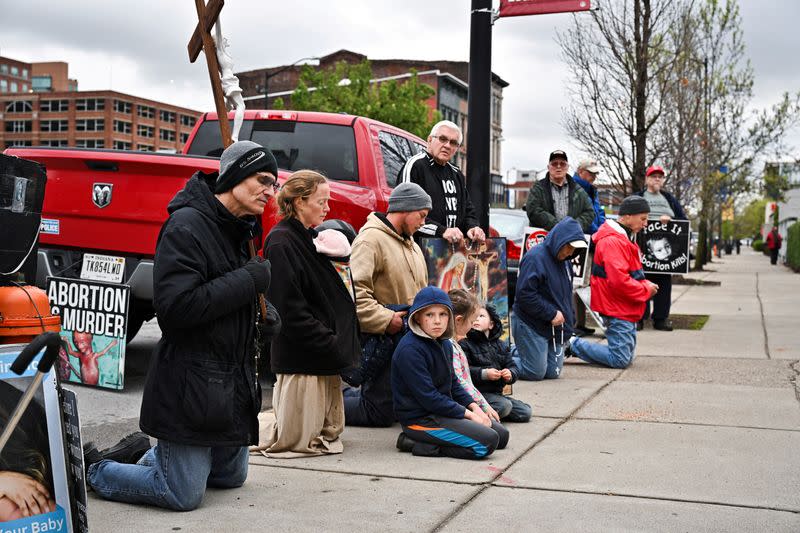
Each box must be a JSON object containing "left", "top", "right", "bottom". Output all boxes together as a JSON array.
[
  {"left": 0, "top": 55, "right": 200, "bottom": 152},
  {"left": 235, "top": 49, "right": 508, "bottom": 175}
]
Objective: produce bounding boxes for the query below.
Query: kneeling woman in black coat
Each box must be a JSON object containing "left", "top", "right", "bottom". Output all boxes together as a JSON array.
[{"left": 259, "top": 170, "right": 360, "bottom": 457}]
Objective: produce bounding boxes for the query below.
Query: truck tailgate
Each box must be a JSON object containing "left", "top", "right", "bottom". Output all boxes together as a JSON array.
[{"left": 6, "top": 148, "right": 219, "bottom": 257}]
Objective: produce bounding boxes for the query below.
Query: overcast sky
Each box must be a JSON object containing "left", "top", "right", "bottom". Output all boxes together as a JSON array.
[{"left": 3, "top": 1, "right": 798, "bottom": 179}]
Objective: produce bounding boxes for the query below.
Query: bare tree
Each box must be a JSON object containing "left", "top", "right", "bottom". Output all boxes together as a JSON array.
[{"left": 558, "top": 0, "right": 683, "bottom": 194}]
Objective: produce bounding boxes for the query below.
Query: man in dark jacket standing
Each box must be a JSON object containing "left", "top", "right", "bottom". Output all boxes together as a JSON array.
[
  {"left": 84, "top": 141, "right": 280, "bottom": 511},
  {"left": 525, "top": 150, "right": 595, "bottom": 233},
  {"left": 511, "top": 216, "right": 588, "bottom": 380},
  {"left": 399, "top": 120, "right": 485, "bottom": 246},
  {"left": 635, "top": 165, "right": 688, "bottom": 331}
]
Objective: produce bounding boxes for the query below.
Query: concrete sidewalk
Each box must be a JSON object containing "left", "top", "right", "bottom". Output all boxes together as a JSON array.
[{"left": 88, "top": 250, "right": 800, "bottom": 532}]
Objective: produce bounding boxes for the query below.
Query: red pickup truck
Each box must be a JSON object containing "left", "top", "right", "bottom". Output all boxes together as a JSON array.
[{"left": 6, "top": 110, "right": 427, "bottom": 340}]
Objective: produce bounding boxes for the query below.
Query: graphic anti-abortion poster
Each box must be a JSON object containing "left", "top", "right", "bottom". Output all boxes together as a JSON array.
[
  {"left": 0, "top": 345, "right": 75, "bottom": 531},
  {"left": 421, "top": 237, "right": 510, "bottom": 342},
  {"left": 522, "top": 227, "right": 591, "bottom": 286},
  {"left": 637, "top": 219, "right": 691, "bottom": 275},
  {"left": 46, "top": 277, "right": 129, "bottom": 390}
]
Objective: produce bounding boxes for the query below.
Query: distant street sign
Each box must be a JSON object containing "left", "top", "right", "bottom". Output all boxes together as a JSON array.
[{"left": 498, "top": 0, "right": 591, "bottom": 18}]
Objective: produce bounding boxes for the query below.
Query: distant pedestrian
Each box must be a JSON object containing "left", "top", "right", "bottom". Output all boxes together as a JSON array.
[
  {"left": 399, "top": 120, "right": 484, "bottom": 246},
  {"left": 85, "top": 140, "right": 281, "bottom": 511},
  {"left": 567, "top": 196, "right": 658, "bottom": 369},
  {"left": 259, "top": 170, "right": 360, "bottom": 457},
  {"left": 635, "top": 165, "right": 687, "bottom": 331},
  {"left": 392, "top": 287, "right": 508, "bottom": 459},
  {"left": 766, "top": 227, "right": 782, "bottom": 265},
  {"left": 512, "top": 216, "right": 588, "bottom": 380}
]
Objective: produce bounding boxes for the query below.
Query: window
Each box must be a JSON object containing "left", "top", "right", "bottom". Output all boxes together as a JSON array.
[
  {"left": 76, "top": 98, "right": 105, "bottom": 111},
  {"left": 5, "top": 120, "right": 32, "bottom": 133},
  {"left": 10, "top": 82, "right": 18, "bottom": 93},
  {"left": 378, "top": 131, "right": 415, "bottom": 188},
  {"left": 0, "top": 80, "right": 7, "bottom": 92},
  {"left": 159, "top": 110, "right": 175, "bottom": 123},
  {"left": 31, "top": 76, "right": 52, "bottom": 92},
  {"left": 76, "top": 139, "right": 104, "bottom": 148},
  {"left": 113, "top": 100, "right": 131, "bottom": 114},
  {"left": 137, "top": 124, "right": 154, "bottom": 138},
  {"left": 76, "top": 118, "right": 104, "bottom": 131},
  {"left": 40, "top": 120, "right": 69, "bottom": 132},
  {"left": 137, "top": 105, "right": 155, "bottom": 118},
  {"left": 159, "top": 128, "right": 175, "bottom": 142},
  {"left": 22, "top": 68, "right": 28, "bottom": 79},
  {"left": 5, "top": 140, "right": 32, "bottom": 148},
  {"left": 40, "top": 139, "right": 68, "bottom": 147},
  {"left": 137, "top": 143, "right": 153, "bottom": 152},
  {"left": 187, "top": 120, "right": 359, "bottom": 181},
  {"left": 180, "top": 114, "right": 196, "bottom": 127},
  {"left": 113, "top": 140, "right": 132, "bottom": 150},
  {"left": 180, "top": 131, "right": 189, "bottom": 144},
  {"left": 40, "top": 99, "right": 69, "bottom": 112},
  {"left": 5, "top": 100, "right": 31, "bottom": 114},
  {"left": 10, "top": 66, "right": 19, "bottom": 76},
  {"left": 113, "top": 120, "right": 132, "bottom": 134},
  {"left": 0, "top": 65, "right": 7, "bottom": 74},
  {"left": 21, "top": 84, "right": 28, "bottom": 92}
]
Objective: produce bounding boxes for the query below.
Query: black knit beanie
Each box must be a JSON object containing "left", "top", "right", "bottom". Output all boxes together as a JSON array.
[
  {"left": 215, "top": 141, "right": 278, "bottom": 193},
  {"left": 618, "top": 195, "right": 651, "bottom": 216}
]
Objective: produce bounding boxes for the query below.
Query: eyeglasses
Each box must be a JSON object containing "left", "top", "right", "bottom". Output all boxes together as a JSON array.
[
  {"left": 549, "top": 161, "right": 568, "bottom": 168},
  {"left": 434, "top": 135, "right": 461, "bottom": 148},
  {"left": 257, "top": 175, "right": 280, "bottom": 192}
]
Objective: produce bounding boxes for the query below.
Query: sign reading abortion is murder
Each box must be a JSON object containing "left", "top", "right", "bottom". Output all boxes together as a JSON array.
[
  {"left": 46, "top": 277, "right": 129, "bottom": 390},
  {"left": 637, "top": 219, "right": 691, "bottom": 275}
]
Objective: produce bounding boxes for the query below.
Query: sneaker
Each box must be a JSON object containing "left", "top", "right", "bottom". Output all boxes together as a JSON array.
[
  {"left": 83, "top": 442, "right": 103, "bottom": 479},
  {"left": 653, "top": 320, "right": 674, "bottom": 332},
  {"left": 564, "top": 335, "right": 577, "bottom": 359},
  {"left": 574, "top": 326, "right": 595, "bottom": 337},
  {"left": 396, "top": 432, "right": 416, "bottom": 453},
  {"left": 99, "top": 432, "right": 151, "bottom": 464},
  {"left": 636, "top": 320, "right": 644, "bottom": 331}
]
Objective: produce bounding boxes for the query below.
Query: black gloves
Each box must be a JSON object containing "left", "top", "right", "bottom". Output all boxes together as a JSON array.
[
  {"left": 259, "top": 301, "right": 282, "bottom": 339},
  {"left": 243, "top": 256, "right": 271, "bottom": 294}
]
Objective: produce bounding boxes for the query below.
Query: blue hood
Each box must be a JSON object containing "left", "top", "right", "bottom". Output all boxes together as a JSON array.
[
  {"left": 408, "top": 287, "right": 455, "bottom": 340},
  {"left": 544, "top": 216, "right": 587, "bottom": 259}
]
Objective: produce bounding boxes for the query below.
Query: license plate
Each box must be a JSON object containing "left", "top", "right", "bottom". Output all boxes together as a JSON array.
[{"left": 80, "top": 253, "right": 126, "bottom": 283}]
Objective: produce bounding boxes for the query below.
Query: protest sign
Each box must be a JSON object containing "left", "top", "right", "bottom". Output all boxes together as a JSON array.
[
  {"left": 46, "top": 277, "right": 129, "bottom": 390},
  {"left": 637, "top": 219, "right": 691, "bottom": 275},
  {"left": 420, "top": 237, "right": 509, "bottom": 342},
  {"left": 522, "top": 227, "right": 590, "bottom": 286},
  {"left": 0, "top": 344, "right": 82, "bottom": 531}
]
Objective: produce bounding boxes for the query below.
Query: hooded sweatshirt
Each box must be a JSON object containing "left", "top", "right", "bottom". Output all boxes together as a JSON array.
[
  {"left": 590, "top": 219, "right": 651, "bottom": 321},
  {"left": 391, "top": 287, "right": 474, "bottom": 424},
  {"left": 513, "top": 216, "right": 585, "bottom": 339},
  {"left": 459, "top": 305, "right": 519, "bottom": 394}
]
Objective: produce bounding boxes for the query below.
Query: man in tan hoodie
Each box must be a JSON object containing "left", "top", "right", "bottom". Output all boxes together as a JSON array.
[{"left": 344, "top": 183, "right": 431, "bottom": 426}]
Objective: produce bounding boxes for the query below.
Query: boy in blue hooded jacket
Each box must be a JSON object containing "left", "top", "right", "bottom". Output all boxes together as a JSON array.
[
  {"left": 391, "top": 286, "right": 509, "bottom": 459},
  {"left": 512, "top": 216, "right": 588, "bottom": 380}
]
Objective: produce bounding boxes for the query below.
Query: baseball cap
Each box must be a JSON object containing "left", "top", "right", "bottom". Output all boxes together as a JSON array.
[
  {"left": 569, "top": 238, "right": 588, "bottom": 249},
  {"left": 578, "top": 159, "right": 601, "bottom": 173},
  {"left": 549, "top": 150, "right": 568, "bottom": 162},
  {"left": 646, "top": 165, "right": 666, "bottom": 177}
]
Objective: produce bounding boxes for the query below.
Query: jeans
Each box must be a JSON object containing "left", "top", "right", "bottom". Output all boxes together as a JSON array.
[
  {"left": 571, "top": 317, "right": 637, "bottom": 369},
  {"left": 88, "top": 440, "right": 249, "bottom": 511},
  {"left": 343, "top": 364, "right": 395, "bottom": 427},
  {"left": 482, "top": 392, "right": 532, "bottom": 422},
  {"left": 402, "top": 415, "right": 509, "bottom": 460},
  {"left": 511, "top": 315, "right": 565, "bottom": 381}
]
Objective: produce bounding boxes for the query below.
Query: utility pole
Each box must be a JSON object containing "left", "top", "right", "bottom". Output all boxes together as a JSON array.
[{"left": 466, "top": 0, "right": 493, "bottom": 232}]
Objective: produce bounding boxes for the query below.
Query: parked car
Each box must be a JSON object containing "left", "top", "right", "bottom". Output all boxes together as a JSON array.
[{"left": 489, "top": 207, "right": 527, "bottom": 307}]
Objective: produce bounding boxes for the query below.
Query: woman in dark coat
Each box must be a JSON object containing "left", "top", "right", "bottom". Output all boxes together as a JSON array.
[{"left": 258, "top": 170, "right": 360, "bottom": 457}]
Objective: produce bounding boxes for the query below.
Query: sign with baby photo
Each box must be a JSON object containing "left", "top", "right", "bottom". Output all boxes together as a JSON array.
[
  {"left": 420, "top": 237, "right": 510, "bottom": 342},
  {"left": 0, "top": 343, "right": 84, "bottom": 531},
  {"left": 46, "top": 277, "right": 129, "bottom": 390},
  {"left": 637, "top": 219, "right": 691, "bottom": 275}
]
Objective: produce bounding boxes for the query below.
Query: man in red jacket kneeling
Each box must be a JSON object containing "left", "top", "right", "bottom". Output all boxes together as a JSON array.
[{"left": 567, "top": 196, "right": 658, "bottom": 368}]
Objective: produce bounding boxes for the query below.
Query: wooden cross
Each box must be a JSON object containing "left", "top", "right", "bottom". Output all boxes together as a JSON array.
[{"left": 188, "top": 0, "right": 233, "bottom": 148}]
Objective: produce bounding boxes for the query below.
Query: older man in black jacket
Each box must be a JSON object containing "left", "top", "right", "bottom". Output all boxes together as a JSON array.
[{"left": 84, "top": 141, "right": 280, "bottom": 511}]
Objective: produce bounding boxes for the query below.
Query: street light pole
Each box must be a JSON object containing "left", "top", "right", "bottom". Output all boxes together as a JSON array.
[{"left": 261, "top": 56, "right": 320, "bottom": 108}]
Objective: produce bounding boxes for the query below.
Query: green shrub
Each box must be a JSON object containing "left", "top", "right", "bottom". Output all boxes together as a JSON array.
[
  {"left": 787, "top": 222, "right": 800, "bottom": 271},
  {"left": 753, "top": 239, "right": 764, "bottom": 252}
]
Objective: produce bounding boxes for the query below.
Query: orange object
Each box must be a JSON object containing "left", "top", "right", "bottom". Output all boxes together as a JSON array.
[{"left": 0, "top": 285, "right": 61, "bottom": 345}]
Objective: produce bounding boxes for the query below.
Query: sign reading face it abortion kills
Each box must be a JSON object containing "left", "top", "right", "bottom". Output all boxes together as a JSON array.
[{"left": 637, "top": 219, "right": 691, "bottom": 275}]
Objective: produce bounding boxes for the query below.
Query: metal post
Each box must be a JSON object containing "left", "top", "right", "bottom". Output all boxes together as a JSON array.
[
  {"left": 466, "top": 0, "right": 493, "bottom": 232},
  {"left": 263, "top": 71, "right": 269, "bottom": 108}
]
